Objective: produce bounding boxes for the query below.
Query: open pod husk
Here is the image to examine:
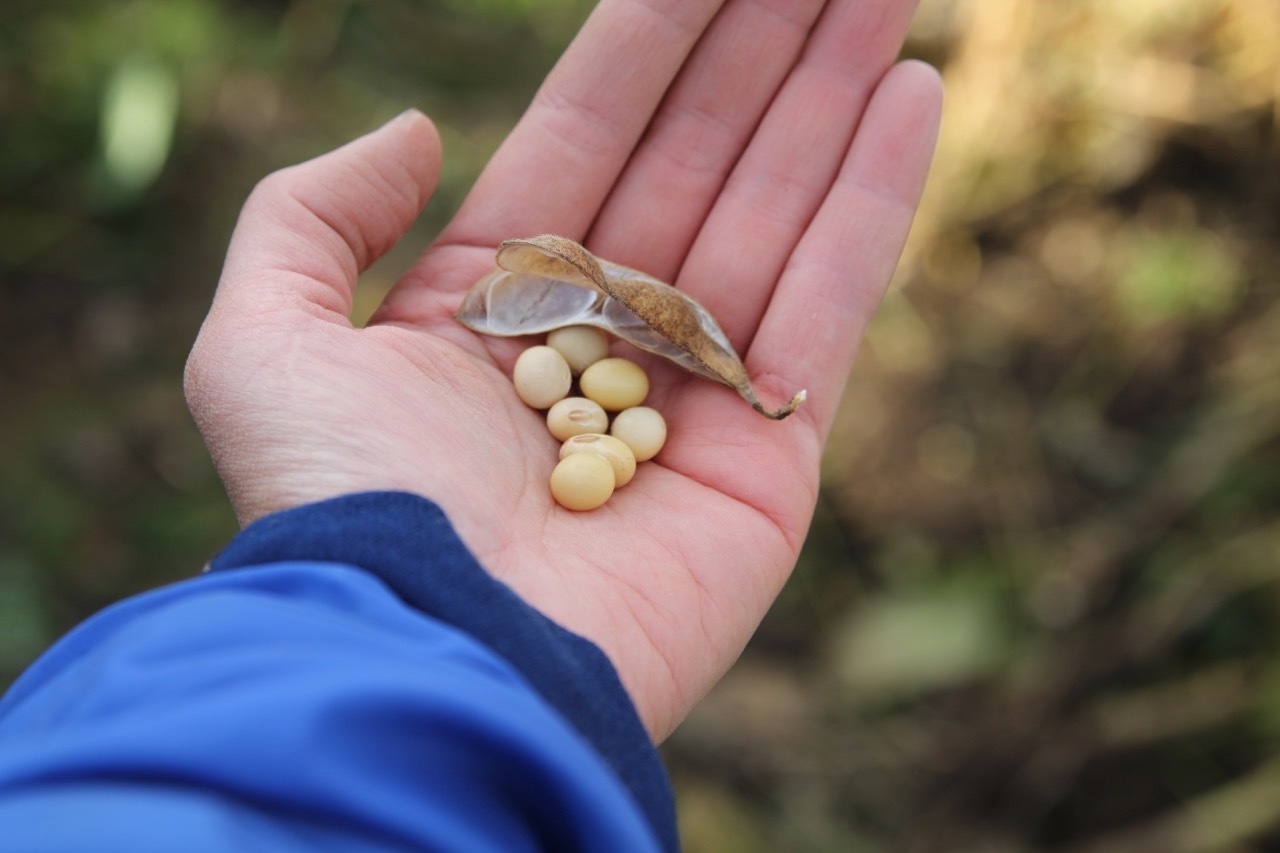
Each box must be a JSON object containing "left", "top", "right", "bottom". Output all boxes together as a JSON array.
[{"left": 456, "top": 235, "right": 806, "bottom": 420}]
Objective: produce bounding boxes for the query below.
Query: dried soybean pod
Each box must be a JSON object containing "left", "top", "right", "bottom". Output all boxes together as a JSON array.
[
  {"left": 456, "top": 269, "right": 607, "bottom": 337},
  {"left": 496, "top": 235, "right": 604, "bottom": 291},
  {"left": 497, "top": 236, "right": 806, "bottom": 419}
]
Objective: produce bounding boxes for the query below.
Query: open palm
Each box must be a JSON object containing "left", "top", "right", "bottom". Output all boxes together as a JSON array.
[{"left": 185, "top": 0, "right": 942, "bottom": 741}]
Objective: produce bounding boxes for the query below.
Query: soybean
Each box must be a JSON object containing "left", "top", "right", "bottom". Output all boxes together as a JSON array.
[
  {"left": 547, "top": 326, "right": 610, "bottom": 375},
  {"left": 550, "top": 453, "right": 615, "bottom": 511},
  {"left": 560, "top": 433, "right": 637, "bottom": 488},
  {"left": 507, "top": 338, "right": 666, "bottom": 511},
  {"left": 610, "top": 406, "right": 667, "bottom": 462},
  {"left": 513, "top": 345, "right": 572, "bottom": 409},
  {"left": 546, "top": 397, "right": 609, "bottom": 442},
  {"left": 580, "top": 357, "right": 649, "bottom": 411}
]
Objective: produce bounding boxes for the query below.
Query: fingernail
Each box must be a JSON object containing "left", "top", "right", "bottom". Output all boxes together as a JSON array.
[{"left": 383, "top": 108, "right": 425, "bottom": 129}]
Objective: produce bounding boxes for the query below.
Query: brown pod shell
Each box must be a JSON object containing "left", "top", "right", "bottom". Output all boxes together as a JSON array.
[{"left": 456, "top": 235, "right": 805, "bottom": 419}]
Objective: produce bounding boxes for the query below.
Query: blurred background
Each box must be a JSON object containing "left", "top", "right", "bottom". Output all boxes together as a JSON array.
[{"left": 2, "top": 0, "right": 1278, "bottom": 849}]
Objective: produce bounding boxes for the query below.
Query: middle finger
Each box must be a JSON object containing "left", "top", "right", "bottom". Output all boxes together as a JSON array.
[{"left": 584, "top": 0, "right": 829, "bottom": 280}]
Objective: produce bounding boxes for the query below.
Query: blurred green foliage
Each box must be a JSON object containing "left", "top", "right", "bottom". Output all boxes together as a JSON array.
[
  {"left": 3, "top": 0, "right": 1280, "bottom": 850},
  {"left": 0, "top": 0, "right": 588, "bottom": 677}
]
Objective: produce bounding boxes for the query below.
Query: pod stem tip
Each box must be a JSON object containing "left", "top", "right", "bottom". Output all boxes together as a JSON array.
[{"left": 753, "top": 388, "right": 807, "bottom": 421}]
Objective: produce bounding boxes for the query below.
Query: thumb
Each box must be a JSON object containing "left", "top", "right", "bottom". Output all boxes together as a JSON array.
[{"left": 213, "top": 109, "right": 442, "bottom": 321}]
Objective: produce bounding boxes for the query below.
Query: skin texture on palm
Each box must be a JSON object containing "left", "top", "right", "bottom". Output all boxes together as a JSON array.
[{"left": 184, "top": 0, "right": 944, "bottom": 742}]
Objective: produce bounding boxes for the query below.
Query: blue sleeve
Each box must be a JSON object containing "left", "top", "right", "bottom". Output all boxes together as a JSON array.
[{"left": 0, "top": 492, "right": 677, "bottom": 852}]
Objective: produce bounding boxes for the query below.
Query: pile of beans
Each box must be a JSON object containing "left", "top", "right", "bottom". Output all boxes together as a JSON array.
[{"left": 511, "top": 326, "right": 667, "bottom": 511}]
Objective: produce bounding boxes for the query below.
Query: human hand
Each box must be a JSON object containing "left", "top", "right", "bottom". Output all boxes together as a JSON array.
[{"left": 184, "top": 0, "right": 942, "bottom": 741}]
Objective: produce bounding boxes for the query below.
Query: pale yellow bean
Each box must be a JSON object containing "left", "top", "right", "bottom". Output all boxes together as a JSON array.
[
  {"left": 550, "top": 453, "right": 615, "bottom": 511},
  {"left": 579, "top": 357, "right": 649, "bottom": 411},
  {"left": 513, "top": 346, "right": 572, "bottom": 409},
  {"left": 546, "top": 397, "right": 609, "bottom": 441},
  {"left": 560, "top": 433, "right": 637, "bottom": 487},
  {"left": 547, "top": 326, "right": 610, "bottom": 375},
  {"left": 610, "top": 406, "right": 667, "bottom": 462}
]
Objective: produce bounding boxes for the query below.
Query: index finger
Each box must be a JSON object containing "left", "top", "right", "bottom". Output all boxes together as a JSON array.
[{"left": 439, "top": 0, "right": 724, "bottom": 248}]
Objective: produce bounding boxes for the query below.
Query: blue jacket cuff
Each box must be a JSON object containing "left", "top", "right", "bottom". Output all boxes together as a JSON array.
[{"left": 206, "top": 490, "right": 677, "bottom": 852}]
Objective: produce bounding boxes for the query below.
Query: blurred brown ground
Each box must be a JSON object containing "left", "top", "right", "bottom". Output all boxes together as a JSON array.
[{"left": 2, "top": 1, "right": 1278, "bottom": 850}]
